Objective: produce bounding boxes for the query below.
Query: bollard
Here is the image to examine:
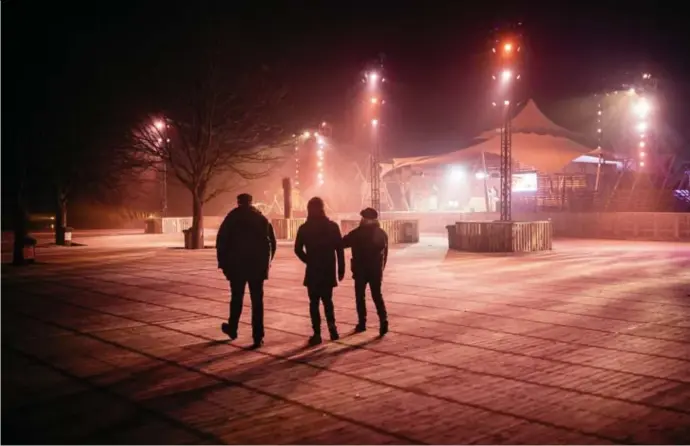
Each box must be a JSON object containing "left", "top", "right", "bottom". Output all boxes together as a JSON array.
[{"left": 282, "top": 177, "right": 292, "bottom": 219}]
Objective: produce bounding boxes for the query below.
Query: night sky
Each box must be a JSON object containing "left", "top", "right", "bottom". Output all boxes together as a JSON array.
[{"left": 4, "top": 1, "right": 690, "bottom": 210}]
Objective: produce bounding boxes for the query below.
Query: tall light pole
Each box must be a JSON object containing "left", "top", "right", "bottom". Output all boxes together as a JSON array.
[
  {"left": 633, "top": 73, "right": 655, "bottom": 172},
  {"left": 492, "top": 30, "right": 523, "bottom": 221},
  {"left": 594, "top": 97, "right": 604, "bottom": 191},
  {"left": 153, "top": 119, "right": 169, "bottom": 218},
  {"left": 365, "top": 66, "right": 384, "bottom": 212}
]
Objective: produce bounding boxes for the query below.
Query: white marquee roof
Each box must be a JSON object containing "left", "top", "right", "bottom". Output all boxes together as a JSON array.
[{"left": 391, "top": 100, "right": 599, "bottom": 173}]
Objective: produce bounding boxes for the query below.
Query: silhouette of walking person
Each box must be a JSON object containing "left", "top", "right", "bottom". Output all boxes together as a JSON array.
[
  {"left": 343, "top": 207, "right": 389, "bottom": 337},
  {"left": 294, "top": 197, "right": 345, "bottom": 345},
  {"left": 216, "top": 193, "right": 276, "bottom": 349}
]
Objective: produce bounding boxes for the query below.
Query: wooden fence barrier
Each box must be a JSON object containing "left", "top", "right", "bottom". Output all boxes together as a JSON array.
[{"left": 452, "top": 220, "right": 552, "bottom": 253}]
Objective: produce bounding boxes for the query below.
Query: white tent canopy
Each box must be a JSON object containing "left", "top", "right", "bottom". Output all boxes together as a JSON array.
[{"left": 391, "top": 100, "right": 599, "bottom": 174}]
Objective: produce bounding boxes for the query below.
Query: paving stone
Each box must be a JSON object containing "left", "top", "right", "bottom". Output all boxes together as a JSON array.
[{"left": 2, "top": 237, "right": 689, "bottom": 443}]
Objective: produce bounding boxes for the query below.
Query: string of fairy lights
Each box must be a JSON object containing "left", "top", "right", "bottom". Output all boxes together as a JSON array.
[
  {"left": 594, "top": 72, "right": 655, "bottom": 172},
  {"left": 293, "top": 126, "right": 328, "bottom": 192},
  {"left": 634, "top": 73, "right": 653, "bottom": 169},
  {"left": 596, "top": 98, "right": 603, "bottom": 151}
]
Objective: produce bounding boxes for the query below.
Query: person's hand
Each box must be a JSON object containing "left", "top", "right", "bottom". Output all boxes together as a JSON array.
[{"left": 338, "top": 269, "right": 345, "bottom": 282}]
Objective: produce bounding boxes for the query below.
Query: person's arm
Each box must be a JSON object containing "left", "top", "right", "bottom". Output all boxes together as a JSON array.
[
  {"left": 342, "top": 230, "right": 353, "bottom": 248},
  {"left": 216, "top": 217, "right": 231, "bottom": 269},
  {"left": 334, "top": 224, "right": 345, "bottom": 281},
  {"left": 382, "top": 230, "right": 389, "bottom": 271},
  {"left": 267, "top": 221, "right": 277, "bottom": 261},
  {"left": 294, "top": 227, "right": 308, "bottom": 264}
]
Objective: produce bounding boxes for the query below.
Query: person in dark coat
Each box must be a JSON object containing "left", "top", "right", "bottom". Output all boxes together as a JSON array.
[
  {"left": 342, "top": 207, "right": 389, "bottom": 336},
  {"left": 216, "top": 193, "right": 276, "bottom": 349},
  {"left": 294, "top": 197, "right": 345, "bottom": 345}
]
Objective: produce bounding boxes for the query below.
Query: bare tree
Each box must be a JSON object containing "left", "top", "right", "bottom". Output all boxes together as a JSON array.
[
  {"left": 36, "top": 125, "right": 148, "bottom": 245},
  {"left": 128, "top": 53, "right": 292, "bottom": 248}
]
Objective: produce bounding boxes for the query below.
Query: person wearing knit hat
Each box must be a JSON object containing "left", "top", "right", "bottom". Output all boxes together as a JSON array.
[{"left": 342, "top": 207, "right": 389, "bottom": 337}]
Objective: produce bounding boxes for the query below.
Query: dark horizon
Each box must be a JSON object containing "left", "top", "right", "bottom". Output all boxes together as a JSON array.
[
  {"left": 6, "top": 1, "right": 690, "bottom": 144},
  {"left": 4, "top": 0, "right": 690, "bottom": 213}
]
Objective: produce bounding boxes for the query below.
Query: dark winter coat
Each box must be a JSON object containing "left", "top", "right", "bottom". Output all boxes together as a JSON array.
[
  {"left": 294, "top": 216, "right": 345, "bottom": 288},
  {"left": 342, "top": 221, "right": 388, "bottom": 279},
  {"left": 216, "top": 205, "right": 276, "bottom": 281}
]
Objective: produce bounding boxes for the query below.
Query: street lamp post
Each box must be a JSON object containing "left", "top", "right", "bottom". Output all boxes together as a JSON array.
[{"left": 154, "top": 119, "right": 169, "bottom": 218}]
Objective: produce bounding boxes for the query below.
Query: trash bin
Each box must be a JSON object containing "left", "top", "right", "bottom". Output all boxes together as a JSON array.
[
  {"left": 64, "top": 227, "right": 74, "bottom": 247},
  {"left": 23, "top": 236, "right": 37, "bottom": 263},
  {"left": 183, "top": 228, "right": 204, "bottom": 249},
  {"left": 401, "top": 221, "right": 419, "bottom": 243},
  {"left": 183, "top": 228, "right": 193, "bottom": 249}
]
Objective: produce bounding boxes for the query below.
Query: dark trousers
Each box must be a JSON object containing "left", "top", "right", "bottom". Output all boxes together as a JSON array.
[
  {"left": 228, "top": 278, "right": 264, "bottom": 342},
  {"left": 307, "top": 286, "right": 336, "bottom": 335},
  {"left": 354, "top": 274, "right": 388, "bottom": 326}
]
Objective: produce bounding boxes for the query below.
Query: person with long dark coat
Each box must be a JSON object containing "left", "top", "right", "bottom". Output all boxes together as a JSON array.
[
  {"left": 342, "top": 207, "right": 389, "bottom": 337},
  {"left": 294, "top": 197, "right": 345, "bottom": 345},
  {"left": 216, "top": 193, "right": 276, "bottom": 349}
]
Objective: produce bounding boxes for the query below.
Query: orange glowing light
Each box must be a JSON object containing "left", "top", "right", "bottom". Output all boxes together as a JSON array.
[{"left": 503, "top": 43, "right": 513, "bottom": 53}]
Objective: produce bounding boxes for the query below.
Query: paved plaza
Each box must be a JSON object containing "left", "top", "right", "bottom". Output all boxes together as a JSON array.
[{"left": 2, "top": 234, "right": 690, "bottom": 444}]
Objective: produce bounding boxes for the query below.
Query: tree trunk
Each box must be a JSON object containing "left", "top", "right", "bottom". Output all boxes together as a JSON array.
[
  {"left": 55, "top": 194, "right": 68, "bottom": 245},
  {"left": 191, "top": 193, "right": 204, "bottom": 249},
  {"left": 12, "top": 200, "right": 28, "bottom": 266}
]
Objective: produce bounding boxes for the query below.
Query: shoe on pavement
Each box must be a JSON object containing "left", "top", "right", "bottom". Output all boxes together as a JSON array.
[
  {"left": 221, "top": 323, "right": 237, "bottom": 340},
  {"left": 308, "top": 334, "right": 322, "bottom": 346},
  {"left": 249, "top": 339, "right": 264, "bottom": 350},
  {"left": 379, "top": 322, "right": 389, "bottom": 337},
  {"left": 354, "top": 324, "right": 366, "bottom": 333}
]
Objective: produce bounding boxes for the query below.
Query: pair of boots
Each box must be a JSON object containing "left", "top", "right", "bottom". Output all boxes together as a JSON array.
[
  {"left": 355, "top": 319, "right": 388, "bottom": 337},
  {"left": 221, "top": 322, "right": 263, "bottom": 349},
  {"left": 308, "top": 323, "right": 339, "bottom": 346}
]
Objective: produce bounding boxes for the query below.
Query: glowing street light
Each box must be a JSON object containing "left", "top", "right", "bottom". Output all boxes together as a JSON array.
[
  {"left": 634, "top": 98, "right": 650, "bottom": 118},
  {"left": 368, "top": 72, "right": 379, "bottom": 84},
  {"left": 637, "top": 122, "right": 648, "bottom": 133},
  {"left": 154, "top": 119, "right": 165, "bottom": 131},
  {"left": 475, "top": 171, "right": 487, "bottom": 180},
  {"left": 303, "top": 131, "right": 311, "bottom": 138},
  {"left": 501, "top": 69, "right": 513, "bottom": 82},
  {"left": 504, "top": 100, "right": 510, "bottom": 106},
  {"left": 503, "top": 42, "right": 513, "bottom": 53},
  {"left": 447, "top": 166, "right": 465, "bottom": 182},
  {"left": 370, "top": 97, "right": 379, "bottom": 104},
  {"left": 371, "top": 118, "right": 379, "bottom": 127}
]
